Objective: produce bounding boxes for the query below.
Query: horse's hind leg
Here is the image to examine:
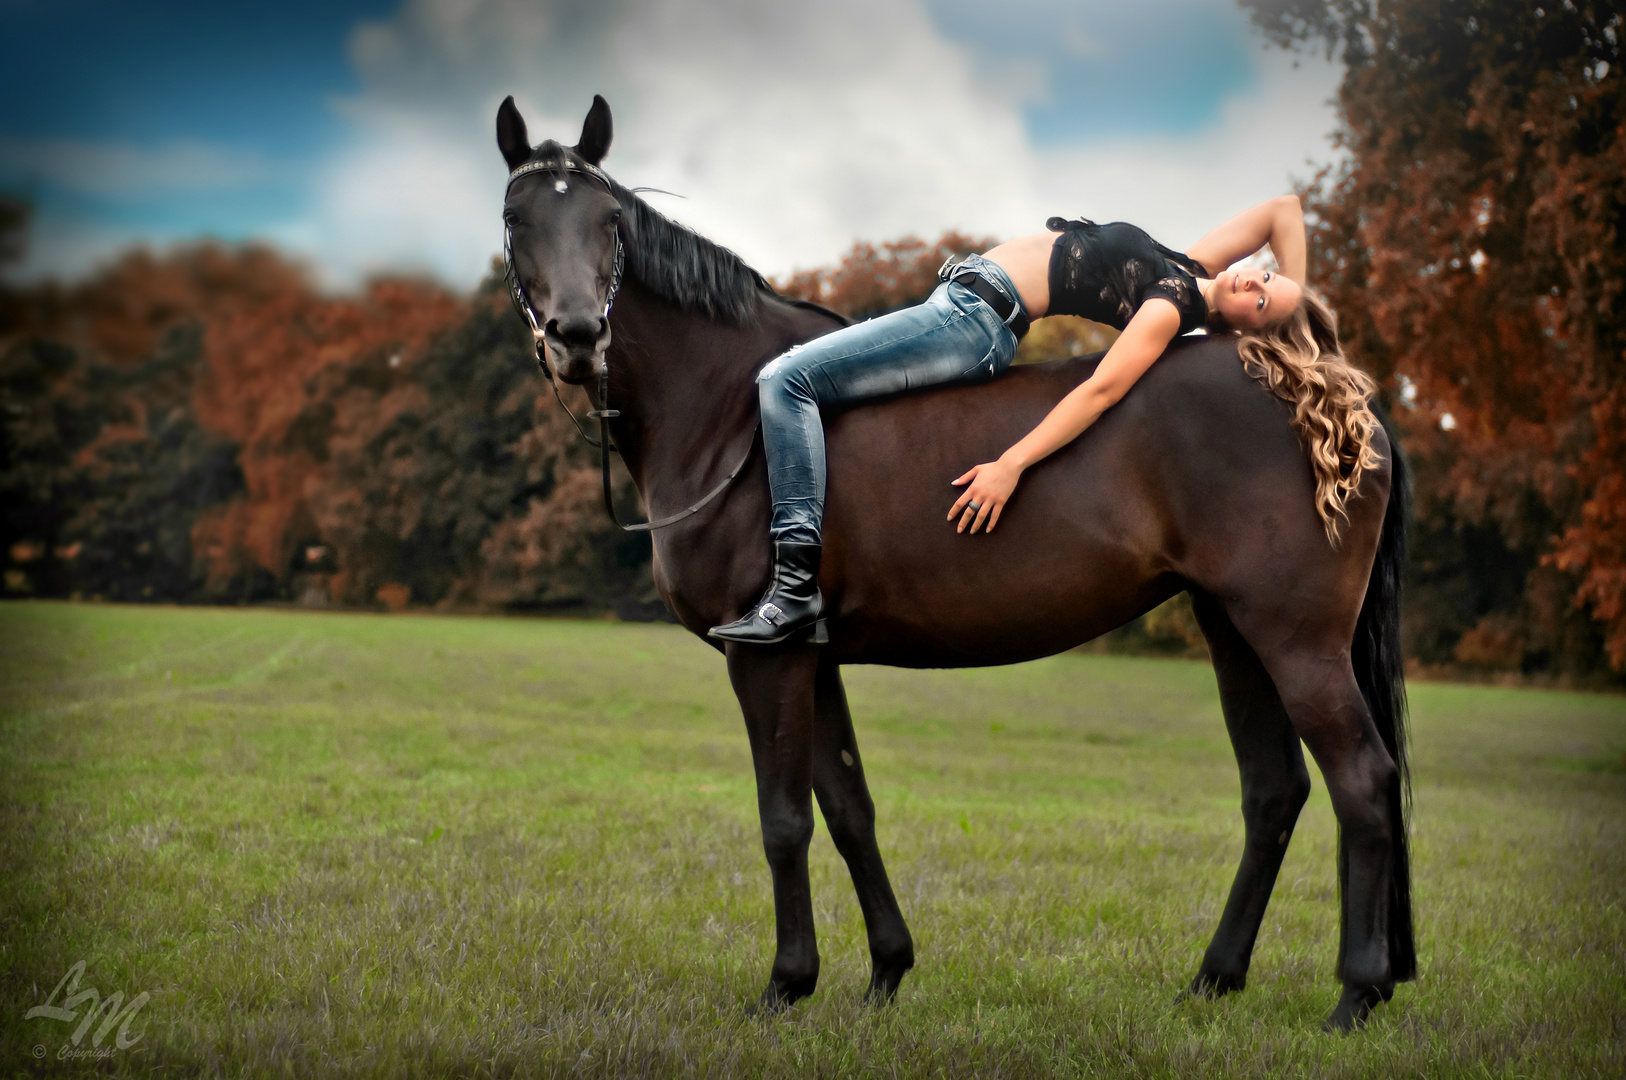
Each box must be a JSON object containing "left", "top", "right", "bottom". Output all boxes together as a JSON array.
[
  {"left": 810, "top": 656, "right": 915, "bottom": 1002},
  {"left": 1183, "top": 590, "right": 1312, "bottom": 1000},
  {"left": 726, "top": 644, "right": 822, "bottom": 1011},
  {"left": 1238, "top": 622, "right": 1405, "bottom": 1031}
]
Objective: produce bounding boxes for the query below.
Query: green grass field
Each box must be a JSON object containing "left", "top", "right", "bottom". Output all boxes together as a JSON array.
[{"left": 1, "top": 602, "right": 1622, "bottom": 1078}]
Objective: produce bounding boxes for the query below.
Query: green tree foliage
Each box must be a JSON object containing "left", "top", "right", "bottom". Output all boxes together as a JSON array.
[
  {"left": 1245, "top": 0, "right": 1625, "bottom": 674},
  {"left": 2, "top": 318, "right": 243, "bottom": 602}
]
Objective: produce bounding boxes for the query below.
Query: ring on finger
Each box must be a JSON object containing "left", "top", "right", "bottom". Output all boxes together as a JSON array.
[{"left": 967, "top": 501, "right": 982, "bottom": 512}]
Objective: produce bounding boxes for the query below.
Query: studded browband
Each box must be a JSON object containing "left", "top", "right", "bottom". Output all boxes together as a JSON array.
[{"left": 506, "top": 157, "right": 615, "bottom": 191}]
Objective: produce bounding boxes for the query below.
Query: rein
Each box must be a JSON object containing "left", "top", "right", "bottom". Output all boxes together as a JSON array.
[{"left": 503, "top": 156, "right": 756, "bottom": 533}]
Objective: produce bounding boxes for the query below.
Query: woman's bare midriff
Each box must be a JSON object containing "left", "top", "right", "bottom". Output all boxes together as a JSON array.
[{"left": 981, "top": 231, "right": 1059, "bottom": 319}]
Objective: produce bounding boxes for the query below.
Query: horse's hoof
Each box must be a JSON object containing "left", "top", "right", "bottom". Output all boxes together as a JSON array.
[
  {"left": 1322, "top": 982, "right": 1393, "bottom": 1032},
  {"left": 746, "top": 987, "right": 791, "bottom": 1018},
  {"left": 862, "top": 945, "right": 914, "bottom": 1005},
  {"left": 863, "top": 969, "right": 906, "bottom": 1005},
  {"left": 1176, "top": 971, "right": 1244, "bottom": 1004},
  {"left": 747, "top": 974, "right": 817, "bottom": 1017}
]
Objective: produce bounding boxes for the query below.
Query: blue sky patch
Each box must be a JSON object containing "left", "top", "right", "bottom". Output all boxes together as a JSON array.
[{"left": 923, "top": 0, "right": 1257, "bottom": 143}]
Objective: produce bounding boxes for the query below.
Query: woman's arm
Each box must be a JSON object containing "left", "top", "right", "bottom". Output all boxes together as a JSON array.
[
  {"left": 1184, "top": 195, "right": 1306, "bottom": 282},
  {"left": 948, "top": 299, "right": 1182, "bottom": 534}
]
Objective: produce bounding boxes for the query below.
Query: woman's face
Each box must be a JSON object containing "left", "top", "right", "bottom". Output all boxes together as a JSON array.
[{"left": 1212, "top": 267, "right": 1301, "bottom": 330}]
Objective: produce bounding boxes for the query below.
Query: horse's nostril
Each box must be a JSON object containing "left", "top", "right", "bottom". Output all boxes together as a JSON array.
[{"left": 548, "top": 315, "right": 609, "bottom": 348}]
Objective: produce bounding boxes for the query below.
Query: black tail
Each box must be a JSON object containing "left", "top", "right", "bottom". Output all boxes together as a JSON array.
[{"left": 1344, "top": 405, "right": 1416, "bottom": 983}]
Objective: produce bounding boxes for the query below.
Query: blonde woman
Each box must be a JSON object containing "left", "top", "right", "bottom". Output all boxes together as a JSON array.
[{"left": 712, "top": 195, "right": 1377, "bottom": 644}]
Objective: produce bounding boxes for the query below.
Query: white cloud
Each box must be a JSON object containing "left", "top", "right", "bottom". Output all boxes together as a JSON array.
[
  {"left": 271, "top": 110, "right": 506, "bottom": 285},
  {"left": 603, "top": 0, "right": 1042, "bottom": 275},
  {"left": 285, "top": 0, "right": 1050, "bottom": 286}
]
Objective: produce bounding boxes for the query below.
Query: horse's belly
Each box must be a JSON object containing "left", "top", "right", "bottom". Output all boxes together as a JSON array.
[{"left": 822, "top": 405, "right": 1174, "bottom": 667}]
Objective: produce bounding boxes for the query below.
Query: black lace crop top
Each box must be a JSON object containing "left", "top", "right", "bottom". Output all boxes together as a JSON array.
[{"left": 1046, "top": 217, "right": 1210, "bottom": 334}]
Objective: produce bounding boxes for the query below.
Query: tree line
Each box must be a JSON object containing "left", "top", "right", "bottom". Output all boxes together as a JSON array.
[{"left": 3, "top": 1, "right": 1620, "bottom": 679}]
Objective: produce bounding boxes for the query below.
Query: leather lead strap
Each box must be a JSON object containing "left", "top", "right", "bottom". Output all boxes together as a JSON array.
[
  {"left": 596, "top": 412, "right": 758, "bottom": 534},
  {"left": 593, "top": 367, "right": 757, "bottom": 533}
]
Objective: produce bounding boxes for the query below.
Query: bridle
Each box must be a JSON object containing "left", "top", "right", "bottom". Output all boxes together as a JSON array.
[
  {"left": 502, "top": 155, "right": 756, "bottom": 533},
  {"left": 502, "top": 157, "right": 622, "bottom": 447}
]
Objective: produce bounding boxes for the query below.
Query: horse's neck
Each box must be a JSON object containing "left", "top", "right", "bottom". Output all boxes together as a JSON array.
[{"left": 599, "top": 281, "right": 776, "bottom": 503}]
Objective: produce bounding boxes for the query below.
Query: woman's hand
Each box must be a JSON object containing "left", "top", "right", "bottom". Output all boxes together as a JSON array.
[
  {"left": 945, "top": 302, "right": 1181, "bottom": 538},
  {"left": 948, "top": 456, "right": 1023, "bottom": 534}
]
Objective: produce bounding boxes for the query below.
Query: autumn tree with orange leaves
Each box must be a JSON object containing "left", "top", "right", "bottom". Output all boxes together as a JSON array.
[
  {"left": 1245, "top": 0, "right": 1625, "bottom": 674},
  {"left": 189, "top": 270, "right": 465, "bottom": 600}
]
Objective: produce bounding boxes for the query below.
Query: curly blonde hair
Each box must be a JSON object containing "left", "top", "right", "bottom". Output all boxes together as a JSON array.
[{"left": 1210, "top": 291, "right": 1382, "bottom": 547}]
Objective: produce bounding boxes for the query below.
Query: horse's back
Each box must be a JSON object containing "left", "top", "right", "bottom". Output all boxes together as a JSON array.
[{"left": 818, "top": 334, "right": 1389, "bottom": 666}]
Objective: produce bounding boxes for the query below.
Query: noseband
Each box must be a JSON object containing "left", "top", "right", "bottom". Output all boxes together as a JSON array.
[{"left": 500, "top": 155, "right": 756, "bottom": 534}]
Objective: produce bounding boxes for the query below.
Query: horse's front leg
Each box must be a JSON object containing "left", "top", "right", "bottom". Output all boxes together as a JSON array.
[
  {"left": 726, "top": 642, "right": 821, "bottom": 1011},
  {"left": 810, "top": 656, "right": 915, "bottom": 1002}
]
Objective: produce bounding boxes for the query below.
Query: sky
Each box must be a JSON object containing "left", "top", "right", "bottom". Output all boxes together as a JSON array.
[{"left": 0, "top": 0, "right": 1344, "bottom": 289}]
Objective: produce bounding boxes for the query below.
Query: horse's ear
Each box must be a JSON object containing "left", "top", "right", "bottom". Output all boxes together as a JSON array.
[
  {"left": 496, "top": 95, "right": 532, "bottom": 171},
  {"left": 575, "top": 94, "right": 613, "bottom": 166}
]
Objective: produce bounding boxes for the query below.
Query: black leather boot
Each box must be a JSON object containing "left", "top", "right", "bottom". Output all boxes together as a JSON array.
[{"left": 708, "top": 541, "right": 828, "bottom": 645}]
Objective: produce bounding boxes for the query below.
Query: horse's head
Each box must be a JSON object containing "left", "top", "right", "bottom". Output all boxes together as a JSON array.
[{"left": 497, "top": 94, "right": 622, "bottom": 383}]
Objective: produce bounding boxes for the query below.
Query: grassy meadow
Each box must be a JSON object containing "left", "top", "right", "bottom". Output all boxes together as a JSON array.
[{"left": 1, "top": 602, "right": 1622, "bottom": 1078}]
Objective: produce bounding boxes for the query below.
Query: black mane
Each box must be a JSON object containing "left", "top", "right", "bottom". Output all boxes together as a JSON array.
[{"left": 524, "top": 141, "right": 771, "bottom": 326}]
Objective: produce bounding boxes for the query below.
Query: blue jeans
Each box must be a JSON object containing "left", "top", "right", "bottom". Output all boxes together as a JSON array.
[{"left": 757, "top": 254, "right": 1026, "bottom": 544}]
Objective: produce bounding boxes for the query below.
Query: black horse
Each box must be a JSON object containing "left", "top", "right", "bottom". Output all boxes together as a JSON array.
[{"left": 496, "top": 95, "right": 1415, "bottom": 1031}]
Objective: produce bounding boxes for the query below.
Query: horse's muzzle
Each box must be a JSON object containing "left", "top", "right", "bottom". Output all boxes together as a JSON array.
[{"left": 544, "top": 315, "right": 610, "bottom": 382}]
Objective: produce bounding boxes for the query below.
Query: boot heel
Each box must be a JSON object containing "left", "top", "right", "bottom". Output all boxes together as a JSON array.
[{"left": 809, "top": 619, "right": 828, "bottom": 645}]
